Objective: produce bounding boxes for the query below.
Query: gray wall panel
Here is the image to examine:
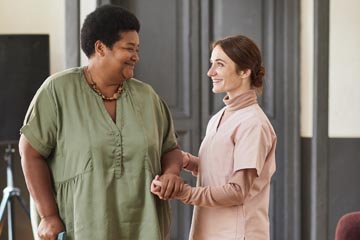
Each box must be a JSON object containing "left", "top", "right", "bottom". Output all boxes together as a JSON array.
[
  {"left": 212, "top": 0, "right": 263, "bottom": 42},
  {"left": 65, "top": 0, "right": 80, "bottom": 68},
  {"left": 329, "top": 139, "right": 360, "bottom": 240},
  {"left": 302, "top": 138, "right": 360, "bottom": 240},
  {"left": 125, "top": 1, "right": 201, "bottom": 239},
  {"left": 301, "top": 138, "right": 312, "bottom": 240},
  {"left": 133, "top": 0, "right": 178, "bottom": 107},
  {"left": 133, "top": 0, "right": 193, "bottom": 118}
]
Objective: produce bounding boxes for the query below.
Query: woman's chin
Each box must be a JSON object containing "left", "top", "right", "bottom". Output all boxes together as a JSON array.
[
  {"left": 122, "top": 71, "right": 134, "bottom": 80},
  {"left": 212, "top": 87, "right": 223, "bottom": 94}
]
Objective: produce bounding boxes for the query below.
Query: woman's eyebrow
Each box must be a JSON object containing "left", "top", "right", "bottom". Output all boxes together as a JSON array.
[
  {"left": 125, "top": 42, "right": 140, "bottom": 47},
  {"left": 210, "top": 58, "right": 226, "bottom": 63}
]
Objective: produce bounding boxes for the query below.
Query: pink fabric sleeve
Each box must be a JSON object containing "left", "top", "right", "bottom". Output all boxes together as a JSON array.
[
  {"left": 233, "top": 122, "right": 273, "bottom": 176},
  {"left": 175, "top": 169, "right": 257, "bottom": 207}
]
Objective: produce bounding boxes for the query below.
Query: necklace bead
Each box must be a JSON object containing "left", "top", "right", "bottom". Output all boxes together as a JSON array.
[{"left": 86, "top": 66, "right": 123, "bottom": 101}]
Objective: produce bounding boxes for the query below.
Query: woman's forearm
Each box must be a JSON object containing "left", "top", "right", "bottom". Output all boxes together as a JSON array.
[
  {"left": 175, "top": 169, "right": 257, "bottom": 207},
  {"left": 19, "top": 135, "right": 59, "bottom": 219},
  {"left": 161, "top": 146, "right": 182, "bottom": 175},
  {"left": 175, "top": 183, "right": 244, "bottom": 207}
]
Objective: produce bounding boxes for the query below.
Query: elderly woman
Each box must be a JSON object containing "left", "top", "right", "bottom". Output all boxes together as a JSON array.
[
  {"left": 152, "top": 35, "right": 277, "bottom": 240},
  {"left": 19, "top": 5, "right": 182, "bottom": 240}
]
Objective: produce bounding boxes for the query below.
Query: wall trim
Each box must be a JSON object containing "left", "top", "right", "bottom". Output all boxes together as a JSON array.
[
  {"left": 65, "top": 0, "right": 80, "bottom": 68},
  {"left": 282, "top": 0, "right": 301, "bottom": 239},
  {"left": 311, "top": 0, "right": 330, "bottom": 239}
]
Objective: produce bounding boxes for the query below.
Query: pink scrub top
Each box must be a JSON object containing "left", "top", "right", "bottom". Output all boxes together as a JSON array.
[{"left": 188, "top": 90, "right": 276, "bottom": 240}]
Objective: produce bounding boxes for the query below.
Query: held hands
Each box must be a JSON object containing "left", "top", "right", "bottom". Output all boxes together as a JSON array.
[
  {"left": 152, "top": 150, "right": 196, "bottom": 200},
  {"left": 151, "top": 173, "right": 184, "bottom": 200},
  {"left": 37, "top": 215, "right": 65, "bottom": 240}
]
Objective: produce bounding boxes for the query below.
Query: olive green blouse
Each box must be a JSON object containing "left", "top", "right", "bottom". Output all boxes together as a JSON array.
[{"left": 21, "top": 67, "right": 177, "bottom": 240}]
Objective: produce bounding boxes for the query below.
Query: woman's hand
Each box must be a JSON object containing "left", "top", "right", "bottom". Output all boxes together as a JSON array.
[
  {"left": 182, "top": 151, "right": 199, "bottom": 176},
  {"left": 182, "top": 151, "right": 190, "bottom": 168},
  {"left": 158, "top": 173, "right": 184, "bottom": 200},
  {"left": 151, "top": 174, "right": 184, "bottom": 200},
  {"left": 37, "top": 215, "right": 65, "bottom": 240},
  {"left": 151, "top": 175, "right": 162, "bottom": 196}
]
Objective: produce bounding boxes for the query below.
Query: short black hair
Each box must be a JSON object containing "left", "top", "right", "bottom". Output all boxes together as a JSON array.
[{"left": 80, "top": 5, "right": 140, "bottom": 58}]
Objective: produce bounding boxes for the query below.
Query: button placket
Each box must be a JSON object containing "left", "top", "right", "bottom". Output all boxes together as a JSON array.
[{"left": 114, "top": 130, "right": 122, "bottom": 178}]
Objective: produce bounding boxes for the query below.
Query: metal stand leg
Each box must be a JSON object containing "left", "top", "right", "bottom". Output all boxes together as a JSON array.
[
  {"left": 7, "top": 197, "right": 14, "bottom": 240},
  {"left": 0, "top": 189, "right": 11, "bottom": 221},
  {"left": 0, "top": 144, "right": 31, "bottom": 239}
]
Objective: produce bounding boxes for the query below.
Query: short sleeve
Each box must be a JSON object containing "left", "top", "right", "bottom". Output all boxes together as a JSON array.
[
  {"left": 20, "top": 81, "right": 57, "bottom": 158},
  {"left": 158, "top": 98, "right": 178, "bottom": 155},
  {"left": 233, "top": 122, "right": 273, "bottom": 176}
]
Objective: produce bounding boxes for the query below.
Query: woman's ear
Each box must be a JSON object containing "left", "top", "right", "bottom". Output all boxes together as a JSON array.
[
  {"left": 240, "top": 69, "right": 251, "bottom": 79},
  {"left": 94, "top": 40, "right": 106, "bottom": 57}
]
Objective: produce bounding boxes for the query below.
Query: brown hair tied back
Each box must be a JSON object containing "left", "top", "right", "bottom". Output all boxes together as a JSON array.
[{"left": 213, "top": 35, "right": 265, "bottom": 94}]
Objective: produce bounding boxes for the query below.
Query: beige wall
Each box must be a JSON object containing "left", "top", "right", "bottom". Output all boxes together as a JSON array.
[
  {"left": 329, "top": 0, "right": 360, "bottom": 137},
  {"left": 80, "top": 0, "right": 97, "bottom": 66},
  {"left": 300, "top": 0, "right": 314, "bottom": 137},
  {"left": 0, "top": 0, "right": 65, "bottom": 74},
  {"left": 301, "top": 0, "right": 360, "bottom": 138}
]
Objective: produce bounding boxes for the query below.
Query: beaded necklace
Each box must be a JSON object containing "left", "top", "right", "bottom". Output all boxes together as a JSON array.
[{"left": 86, "top": 66, "right": 123, "bottom": 101}]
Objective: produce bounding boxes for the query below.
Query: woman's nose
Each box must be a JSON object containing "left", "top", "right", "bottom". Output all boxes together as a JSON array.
[
  {"left": 207, "top": 66, "right": 216, "bottom": 77},
  {"left": 131, "top": 52, "right": 140, "bottom": 62}
]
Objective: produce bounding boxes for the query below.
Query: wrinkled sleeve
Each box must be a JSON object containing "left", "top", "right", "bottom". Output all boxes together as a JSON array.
[
  {"left": 175, "top": 169, "right": 257, "bottom": 207},
  {"left": 20, "top": 81, "right": 57, "bottom": 158},
  {"left": 158, "top": 97, "right": 178, "bottom": 155},
  {"left": 233, "top": 122, "right": 273, "bottom": 176}
]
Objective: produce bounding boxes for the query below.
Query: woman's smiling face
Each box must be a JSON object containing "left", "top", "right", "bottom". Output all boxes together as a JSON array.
[
  {"left": 207, "top": 45, "right": 248, "bottom": 98},
  {"left": 103, "top": 30, "right": 140, "bottom": 81}
]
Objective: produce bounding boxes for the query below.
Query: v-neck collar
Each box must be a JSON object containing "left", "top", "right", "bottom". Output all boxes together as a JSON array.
[{"left": 79, "top": 66, "right": 127, "bottom": 131}]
